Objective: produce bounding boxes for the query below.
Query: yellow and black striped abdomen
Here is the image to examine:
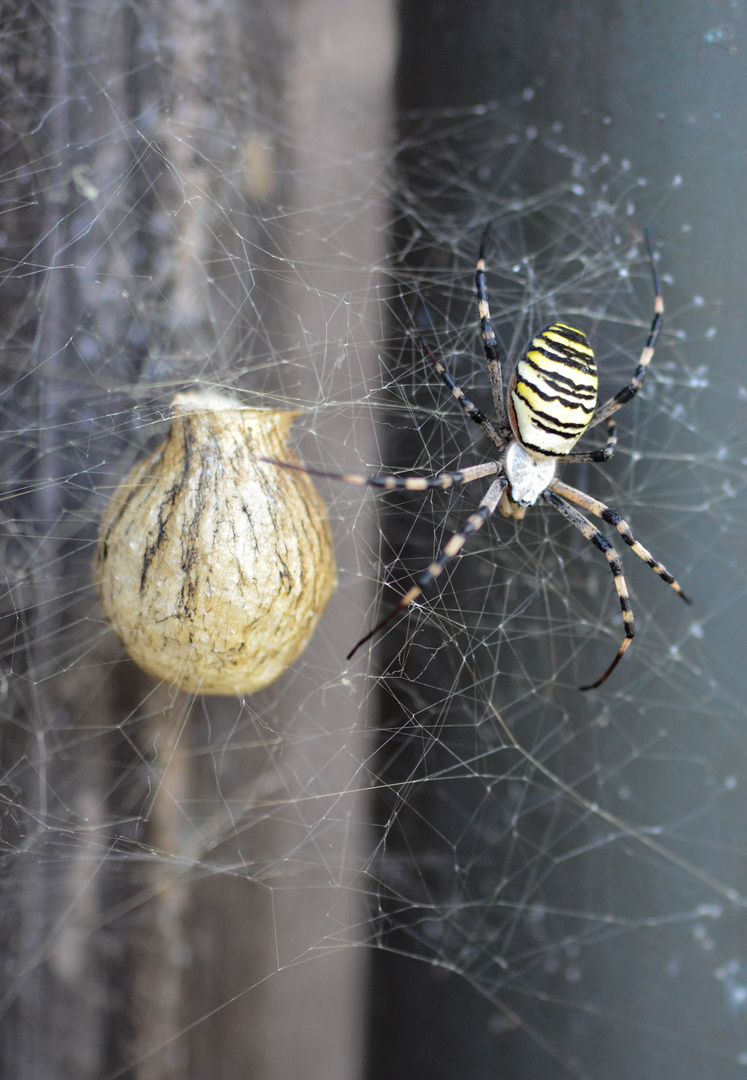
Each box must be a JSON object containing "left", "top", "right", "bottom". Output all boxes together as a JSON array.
[{"left": 509, "top": 322, "right": 597, "bottom": 458}]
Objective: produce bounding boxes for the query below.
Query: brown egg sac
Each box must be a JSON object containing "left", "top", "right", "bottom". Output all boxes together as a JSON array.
[{"left": 94, "top": 391, "right": 336, "bottom": 696}]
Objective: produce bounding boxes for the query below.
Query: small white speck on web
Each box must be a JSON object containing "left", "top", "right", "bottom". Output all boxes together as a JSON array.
[{"left": 704, "top": 24, "right": 734, "bottom": 45}]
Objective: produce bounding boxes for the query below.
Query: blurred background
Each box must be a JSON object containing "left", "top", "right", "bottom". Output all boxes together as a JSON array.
[{"left": 2, "top": 2, "right": 747, "bottom": 1078}]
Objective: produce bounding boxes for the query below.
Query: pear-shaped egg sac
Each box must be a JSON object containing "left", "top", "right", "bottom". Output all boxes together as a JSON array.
[{"left": 94, "top": 391, "right": 336, "bottom": 696}]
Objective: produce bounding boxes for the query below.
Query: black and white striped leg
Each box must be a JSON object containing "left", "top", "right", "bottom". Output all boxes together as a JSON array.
[
  {"left": 260, "top": 457, "right": 501, "bottom": 492},
  {"left": 476, "top": 226, "right": 511, "bottom": 438},
  {"left": 551, "top": 479, "right": 692, "bottom": 604},
  {"left": 418, "top": 335, "right": 505, "bottom": 452},
  {"left": 558, "top": 417, "right": 618, "bottom": 464},
  {"left": 589, "top": 230, "right": 664, "bottom": 430},
  {"left": 542, "top": 490, "right": 635, "bottom": 691},
  {"left": 347, "top": 476, "right": 509, "bottom": 659}
]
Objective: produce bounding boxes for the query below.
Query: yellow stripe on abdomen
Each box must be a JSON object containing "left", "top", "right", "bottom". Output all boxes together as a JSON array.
[{"left": 509, "top": 323, "right": 598, "bottom": 457}]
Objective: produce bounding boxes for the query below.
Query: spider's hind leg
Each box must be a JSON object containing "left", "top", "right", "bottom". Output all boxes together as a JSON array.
[
  {"left": 418, "top": 335, "right": 505, "bottom": 452},
  {"left": 588, "top": 230, "right": 664, "bottom": 430},
  {"left": 558, "top": 416, "right": 618, "bottom": 464},
  {"left": 476, "top": 227, "right": 511, "bottom": 437}
]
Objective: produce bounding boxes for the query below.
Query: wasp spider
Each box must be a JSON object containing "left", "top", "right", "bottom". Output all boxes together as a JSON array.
[{"left": 269, "top": 230, "right": 691, "bottom": 690}]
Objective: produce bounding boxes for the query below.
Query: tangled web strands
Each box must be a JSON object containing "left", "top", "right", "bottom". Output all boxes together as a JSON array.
[{"left": 0, "top": 27, "right": 739, "bottom": 1078}]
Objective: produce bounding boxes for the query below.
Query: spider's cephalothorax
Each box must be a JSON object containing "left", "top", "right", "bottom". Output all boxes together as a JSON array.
[{"left": 265, "top": 230, "right": 691, "bottom": 690}]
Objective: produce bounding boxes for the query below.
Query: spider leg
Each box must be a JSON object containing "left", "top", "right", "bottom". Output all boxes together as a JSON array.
[
  {"left": 418, "top": 335, "right": 505, "bottom": 451},
  {"left": 260, "top": 457, "right": 500, "bottom": 491},
  {"left": 476, "top": 225, "right": 511, "bottom": 437},
  {"left": 557, "top": 416, "right": 618, "bottom": 464},
  {"left": 542, "top": 489, "right": 635, "bottom": 691},
  {"left": 588, "top": 229, "right": 663, "bottom": 430},
  {"left": 347, "top": 475, "right": 509, "bottom": 659},
  {"left": 551, "top": 479, "right": 691, "bottom": 603}
]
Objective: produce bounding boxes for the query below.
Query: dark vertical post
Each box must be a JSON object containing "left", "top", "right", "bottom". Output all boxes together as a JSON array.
[{"left": 369, "top": 2, "right": 747, "bottom": 1078}]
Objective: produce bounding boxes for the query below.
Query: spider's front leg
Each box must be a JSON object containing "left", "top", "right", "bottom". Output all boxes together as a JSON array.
[
  {"left": 259, "top": 456, "right": 506, "bottom": 656},
  {"left": 347, "top": 475, "right": 509, "bottom": 659},
  {"left": 542, "top": 489, "right": 635, "bottom": 690},
  {"left": 259, "top": 457, "right": 500, "bottom": 491},
  {"left": 551, "top": 478, "right": 691, "bottom": 605}
]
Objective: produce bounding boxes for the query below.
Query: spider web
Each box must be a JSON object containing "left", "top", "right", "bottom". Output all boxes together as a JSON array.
[{"left": 1, "top": 3, "right": 746, "bottom": 1079}]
